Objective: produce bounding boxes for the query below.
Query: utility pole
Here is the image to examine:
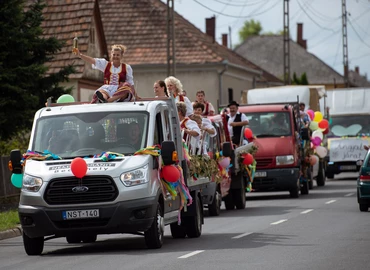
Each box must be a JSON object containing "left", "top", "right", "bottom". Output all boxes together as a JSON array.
[
  {"left": 283, "top": 0, "right": 290, "bottom": 85},
  {"left": 166, "top": 0, "right": 176, "bottom": 77},
  {"left": 341, "top": 0, "right": 349, "bottom": 87}
]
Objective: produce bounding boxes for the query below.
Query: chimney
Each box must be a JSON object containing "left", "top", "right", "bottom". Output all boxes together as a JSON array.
[
  {"left": 222, "top": 34, "right": 228, "bottom": 47},
  {"left": 355, "top": 66, "right": 360, "bottom": 74},
  {"left": 297, "top": 23, "right": 307, "bottom": 49},
  {"left": 206, "top": 16, "right": 215, "bottom": 42}
]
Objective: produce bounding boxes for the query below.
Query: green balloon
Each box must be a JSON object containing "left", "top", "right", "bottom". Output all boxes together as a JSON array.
[
  {"left": 11, "top": 173, "right": 23, "bottom": 189},
  {"left": 57, "top": 94, "right": 75, "bottom": 103}
]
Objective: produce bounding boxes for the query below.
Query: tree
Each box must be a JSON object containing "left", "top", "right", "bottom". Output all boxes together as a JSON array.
[
  {"left": 292, "top": 72, "right": 309, "bottom": 85},
  {"left": 0, "top": 0, "right": 75, "bottom": 141},
  {"left": 238, "top": 19, "right": 262, "bottom": 42}
]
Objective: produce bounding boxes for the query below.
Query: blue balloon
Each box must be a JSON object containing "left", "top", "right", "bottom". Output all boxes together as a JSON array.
[{"left": 11, "top": 173, "right": 23, "bottom": 189}]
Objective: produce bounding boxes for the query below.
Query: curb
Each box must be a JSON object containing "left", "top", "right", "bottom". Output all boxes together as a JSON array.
[{"left": 0, "top": 226, "right": 22, "bottom": 241}]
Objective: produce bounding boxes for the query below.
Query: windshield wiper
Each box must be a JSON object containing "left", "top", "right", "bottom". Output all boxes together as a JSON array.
[{"left": 256, "top": 134, "right": 282, "bottom": 138}]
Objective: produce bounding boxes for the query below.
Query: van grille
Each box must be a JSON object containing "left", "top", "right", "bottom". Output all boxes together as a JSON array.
[
  {"left": 44, "top": 176, "right": 118, "bottom": 205},
  {"left": 256, "top": 158, "right": 273, "bottom": 168}
]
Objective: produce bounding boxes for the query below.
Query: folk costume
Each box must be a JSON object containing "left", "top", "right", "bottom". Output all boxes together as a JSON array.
[
  {"left": 91, "top": 58, "right": 135, "bottom": 103},
  {"left": 175, "top": 94, "right": 193, "bottom": 116},
  {"left": 227, "top": 112, "right": 248, "bottom": 145},
  {"left": 180, "top": 117, "right": 200, "bottom": 154}
]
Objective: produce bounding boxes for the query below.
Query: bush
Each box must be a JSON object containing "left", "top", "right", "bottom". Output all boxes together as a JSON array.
[{"left": 0, "top": 130, "right": 30, "bottom": 156}]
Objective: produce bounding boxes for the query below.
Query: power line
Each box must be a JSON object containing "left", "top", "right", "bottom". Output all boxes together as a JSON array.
[
  {"left": 309, "top": 29, "right": 341, "bottom": 49},
  {"left": 348, "top": 18, "right": 370, "bottom": 49},
  {"left": 332, "top": 33, "right": 342, "bottom": 67},
  {"left": 296, "top": 0, "right": 337, "bottom": 33},
  {"left": 192, "top": 0, "right": 280, "bottom": 19},
  {"left": 351, "top": 51, "right": 370, "bottom": 61},
  {"left": 210, "top": 0, "right": 267, "bottom": 7}
]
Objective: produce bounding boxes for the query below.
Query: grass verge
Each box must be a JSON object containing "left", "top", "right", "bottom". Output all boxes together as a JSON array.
[{"left": 0, "top": 209, "right": 20, "bottom": 231}]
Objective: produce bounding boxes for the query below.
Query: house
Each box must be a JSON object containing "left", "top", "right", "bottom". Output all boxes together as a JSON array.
[
  {"left": 235, "top": 23, "right": 348, "bottom": 90},
  {"left": 349, "top": 67, "right": 370, "bottom": 87},
  {"left": 39, "top": 0, "right": 282, "bottom": 108}
]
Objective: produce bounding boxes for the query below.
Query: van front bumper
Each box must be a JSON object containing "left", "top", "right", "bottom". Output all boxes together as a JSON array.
[
  {"left": 19, "top": 196, "right": 157, "bottom": 238},
  {"left": 252, "top": 168, "right": 300, "bottom": 191}
]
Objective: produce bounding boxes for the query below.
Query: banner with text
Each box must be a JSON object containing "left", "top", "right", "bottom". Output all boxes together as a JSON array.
[{"left": 329, "top": 139, "right": 369, "bottom": 162}]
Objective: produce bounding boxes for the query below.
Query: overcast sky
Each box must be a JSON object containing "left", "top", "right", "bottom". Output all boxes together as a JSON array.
[{"left": 162, "top": 0, "right": 370, "bottom": 80}]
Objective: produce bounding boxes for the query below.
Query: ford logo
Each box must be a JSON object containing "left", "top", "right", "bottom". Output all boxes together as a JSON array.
[{"left": 72, "top": 186, "right": 89, "bottom": 193}]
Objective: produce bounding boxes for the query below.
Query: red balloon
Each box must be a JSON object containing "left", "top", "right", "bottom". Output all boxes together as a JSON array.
[
  {"left": 318, "top": 119, "right": 329, "bottom": 130},
  {"left": 244, "top": 128, "right": 253, "bottom": 139},
  {"left": 161, "top": 165, "right": 180, "bottom": 183},
  {"left": 243, "top": 153, "right": 254, "bottom": 165},
  {"left": 323, "top": 127, "right": 329, "bottom": 135},
  {"left": 71, "top": 157, "right": 88, "bottom": 178}
]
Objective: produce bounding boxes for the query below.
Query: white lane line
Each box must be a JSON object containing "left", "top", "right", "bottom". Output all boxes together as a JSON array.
[
  {"left": 271, "top": 219, "right": 287, "bottom": 225},
  {"left": 344, "top": 193, "right": 354, "bottom": 197},
  {"left": 178, "top": 250, "right": 205, "bottom": 259},
  {"left": 325, "top": 200, "right": 337, "bottom": 204},
  {"left": 232, "top": 232, "right": 253, "bottom": 239},
  {"left": 301, "top": 209, "right": 313, "bottom": 214}
]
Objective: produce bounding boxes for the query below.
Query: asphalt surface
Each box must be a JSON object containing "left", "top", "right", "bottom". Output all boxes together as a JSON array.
[{"left": 1, "top": 173, "right": 369, "bottom": 270}]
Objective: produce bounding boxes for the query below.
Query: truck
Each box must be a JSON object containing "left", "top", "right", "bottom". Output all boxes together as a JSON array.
[
  {"left": 9, "top": 97, "right": 216, "bottom": 255},
  {"left": 325, "top": 88, "right": 370, "bottom": 178},
  {"left": 238, "top": 85, "right": 328, "bottom": 196}
]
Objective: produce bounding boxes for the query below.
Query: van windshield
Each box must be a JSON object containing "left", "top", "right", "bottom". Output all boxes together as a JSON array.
[
  {"left": 32, "top": 111, "right": 148, "bottom": 158},
  {"left": 329, "top": 115, "right": 370, "bottom": 137},
  {"left": 243, "top": 112, "right": 292, "bottom": 138}
]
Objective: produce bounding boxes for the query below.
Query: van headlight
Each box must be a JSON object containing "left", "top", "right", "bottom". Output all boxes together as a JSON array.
[
  {"left": 276, "top": 155, "right": 294, "bottom": 166},
  {"left": 22, "top": 174, "right": 43, "bottom": 192},
  {"left": 120, "top": 165, "right": 148, "bottom": 187}
]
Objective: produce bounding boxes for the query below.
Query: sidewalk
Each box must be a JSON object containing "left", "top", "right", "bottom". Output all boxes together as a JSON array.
[{"left": 0, "top": 226, "right": 22, "bottom": 241}]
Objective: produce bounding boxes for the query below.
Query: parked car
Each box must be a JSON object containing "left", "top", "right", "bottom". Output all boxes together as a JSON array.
[{"left": 357, "top": 149, "right": 370, "bottom": 212}]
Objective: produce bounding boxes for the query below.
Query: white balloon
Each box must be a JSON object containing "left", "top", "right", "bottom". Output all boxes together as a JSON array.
[
  {"left": 316, "top": 146, "right": 327, "bottom": 158},
  {"left": 312, "top": 130, "right": 323, "bottom": 140}
]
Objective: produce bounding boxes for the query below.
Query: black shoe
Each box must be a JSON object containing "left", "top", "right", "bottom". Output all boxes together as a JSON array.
[{"left": 96, "top": 91, "right": 107, "bottom": 103}]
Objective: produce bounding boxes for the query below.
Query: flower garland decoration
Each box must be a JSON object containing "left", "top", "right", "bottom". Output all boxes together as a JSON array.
[
  {"left": 93, "top": 151, "right": 125, "bottom": 161},
  {"left": 238, "top": 144, "right": 259, "bottom": 192},
  {"left": 188, "top": 155, "right": 220, "bottom": 182}
]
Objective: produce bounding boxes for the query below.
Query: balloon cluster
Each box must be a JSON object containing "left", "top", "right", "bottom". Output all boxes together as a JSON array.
[{"left": 307, "top": 110, "right": 328, "bottom": 160}]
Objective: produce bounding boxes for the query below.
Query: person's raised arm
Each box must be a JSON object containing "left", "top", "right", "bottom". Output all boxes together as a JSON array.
[{"left": 74, "top": 48, "right": 95, "bottom": 65}]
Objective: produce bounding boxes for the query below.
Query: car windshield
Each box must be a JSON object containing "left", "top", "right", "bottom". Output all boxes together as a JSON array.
[
  {"left": 32, "top": 111, "right": 148, "bottom": 158},
  {"left": 329, "top": 115, "right": 370, "bottom": 137},
  {"left": 243, "top": 112, "right": 292, "bottom": 138}
]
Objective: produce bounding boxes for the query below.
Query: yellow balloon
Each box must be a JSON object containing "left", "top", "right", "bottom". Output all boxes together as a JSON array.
[{"left": 313, "top": 111, "right": 323, "bottom": 122}]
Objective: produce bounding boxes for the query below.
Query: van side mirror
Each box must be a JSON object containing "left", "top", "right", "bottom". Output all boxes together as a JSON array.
[
  {"left": 9, "top": 149, "right": 22, "bottom": 174},
  {"left": 161, "top": 141, "right": 177, "bottom": 165},
  {"left": 222, "top": 142, "right": 232, "bottom": 157}
]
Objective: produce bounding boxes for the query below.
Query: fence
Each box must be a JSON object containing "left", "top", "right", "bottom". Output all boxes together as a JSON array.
[{"left": 0, "top": 156, "right": 20, "bottom": 199}]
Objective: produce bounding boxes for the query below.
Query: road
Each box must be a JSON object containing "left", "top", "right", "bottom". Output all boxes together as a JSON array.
[{"left": 1, "top": 174, "right": 369, "bottom": 270}]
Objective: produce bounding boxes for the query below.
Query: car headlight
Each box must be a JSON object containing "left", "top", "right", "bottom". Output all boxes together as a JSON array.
[
  {"left": 276, "top": 155, "right": 294, "bottom": 165},
  {"left": 22, "top": 174, "right": 43, "bottom": 192},
  {"left": 120, "top": 165, "right": 148, "bottom": 187}
]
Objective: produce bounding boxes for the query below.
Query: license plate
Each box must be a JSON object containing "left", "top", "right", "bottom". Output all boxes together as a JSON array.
[
  {"left": 340, "top": 165, "right": 357, "bottom": 171},
  {"left": 62, "top": 209, "right": 99, "bottom": 220},
  {"left": 255, "top": 171, "right": 267, "bottom": 178}
]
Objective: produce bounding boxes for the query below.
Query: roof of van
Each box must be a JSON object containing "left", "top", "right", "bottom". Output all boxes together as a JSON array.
[
  {"left": 238, "top": 104, "right": 293, "bottom": 113},
  {"left": 38, "top": 100, "right": 168, "bottom": 117},
  {"left": 326, "top": 88, "right": 370, "bottom": 116}
]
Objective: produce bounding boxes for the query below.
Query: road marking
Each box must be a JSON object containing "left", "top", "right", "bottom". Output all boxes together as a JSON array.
[
  {"left": 178, "top": 250, "right": 205, "bottom": 259},
  {"left": 301, "top": 209, "right": 313, "bottom": 214},
  {"left": 271, "top": 219, "right": 287, "bottom": 225},
  {"left": 232, "top": 232, "right": 253, "bottom": 239},
  {"left": 325, "top": 200, "right": 337, "bottom": 204},
  {"left": 344, "top": 193, "right": 354, "bottom": 197}
]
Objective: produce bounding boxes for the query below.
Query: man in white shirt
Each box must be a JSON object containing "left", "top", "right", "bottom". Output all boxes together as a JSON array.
[{"left": 226, "top": 101, "right": 249, "bottom": 146}]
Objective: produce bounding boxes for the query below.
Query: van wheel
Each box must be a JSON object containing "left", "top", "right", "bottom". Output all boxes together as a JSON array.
[
  {"left": 208, "top": 189, "right": 221, "bottom": 216},
  {"left": 317, "top": 163, "right": 326, "bottom": 186},
  {"left": 359, "top": 204, "right": 369, "bottom": 212},
  {"left": 300, "top": 180, "right": 309, "bottom": 195},
  {"left": 185, "top": 197, "right": 202, "bottom": 238},
  {"left": 145, "top": 203, "right": 164, "bottom": 249},
  {"left": 66, "top": 235, "right": 82, "bottom": 244},
  {"left": 81, "top": 234, "right": 97, "bottom": 243},
  {"left": 23, "top": 232, "right": 44, "bottom": 256},
  {"left": 326, "top": 173, "right": 334, "bottom": 179},
  {"left": 224, "top": 193, "right": 235, "bottom": 210},
  {"left": 170, "top": 223, "right": 186, "bottom": 238},
  {"left": 233, "top": 183, "right": 246, "bottom": 210}
]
